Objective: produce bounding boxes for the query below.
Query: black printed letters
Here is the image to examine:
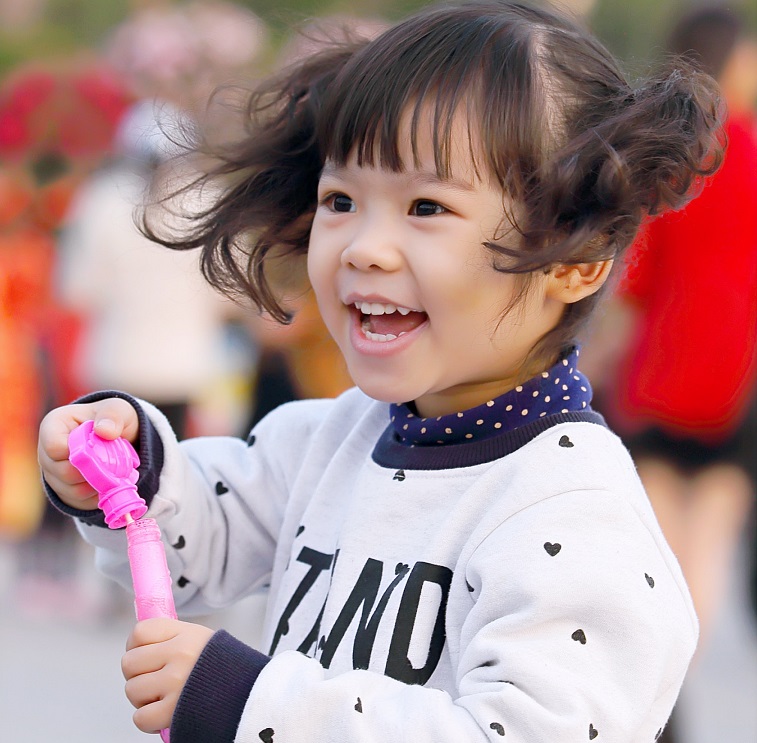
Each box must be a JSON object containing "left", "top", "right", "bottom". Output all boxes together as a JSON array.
[{"left": 270, "top": 547, "right": 452, "bottom": 684}]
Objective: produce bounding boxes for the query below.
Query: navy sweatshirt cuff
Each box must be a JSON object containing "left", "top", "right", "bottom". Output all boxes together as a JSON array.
[
  {"left": 44, "top": 390, "right": 165, "bottom": 527},
  {"left": 171, "top": 630, "right": 271, "bottom": 743}
]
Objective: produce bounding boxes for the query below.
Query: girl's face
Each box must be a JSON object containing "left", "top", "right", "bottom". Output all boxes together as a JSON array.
[{"left": 308, "top": 114, "right": 565, "bottom": 418}]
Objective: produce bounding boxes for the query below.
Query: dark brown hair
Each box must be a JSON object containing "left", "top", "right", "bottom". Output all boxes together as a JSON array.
[{"left": 145, "top": 0, "right": 724, "bottom": 362}]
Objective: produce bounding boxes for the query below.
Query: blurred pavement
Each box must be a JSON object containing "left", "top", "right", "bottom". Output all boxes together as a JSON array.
[
  {"left": 677, "top": 538, "right": 757, "bottom": 741},
  {"left": 0, "top": 538, "right": 266, "bottom": 743}
]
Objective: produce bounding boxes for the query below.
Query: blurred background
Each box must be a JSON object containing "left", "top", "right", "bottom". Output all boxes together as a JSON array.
[{"left": 0, "top": 0, "right": 755, "bottom": 741}]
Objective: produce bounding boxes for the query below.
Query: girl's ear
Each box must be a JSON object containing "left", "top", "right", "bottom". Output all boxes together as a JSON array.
[{"left": 546, "top": 260, "right": 614, "bottom": 304}]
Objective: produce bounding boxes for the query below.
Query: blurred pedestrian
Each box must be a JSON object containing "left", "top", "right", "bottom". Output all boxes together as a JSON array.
[
  {"left": 587, "top": 3, "right": 757, "bottom": 656},
  {"left": 58, "top": 0, "right": 271, "bottom": 438},
  {"left": 56, "top": 101, "right": 236, "bottom": 440}
]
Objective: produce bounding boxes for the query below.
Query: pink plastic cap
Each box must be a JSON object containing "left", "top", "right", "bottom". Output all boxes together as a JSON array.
[{"left": 68, "top": 420, "right": 148, "bottom": 528}]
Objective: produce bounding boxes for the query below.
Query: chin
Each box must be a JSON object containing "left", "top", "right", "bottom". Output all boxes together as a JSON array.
[
  {"left": 354, "top": 383, "right": 405, "bottom": 405},
  {"left": 351, "top": 375, "right": 417, "bottom": 406}
]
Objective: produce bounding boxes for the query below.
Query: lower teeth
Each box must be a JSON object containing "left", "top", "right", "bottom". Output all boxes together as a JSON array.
[{"left": 361, "top": 323, "right": 406, "bottom": 343}]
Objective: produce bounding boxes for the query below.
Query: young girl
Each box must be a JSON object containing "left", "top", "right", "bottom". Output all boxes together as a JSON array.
[{"left": 38, "top": 2, "right": 723, "bottom": 741}]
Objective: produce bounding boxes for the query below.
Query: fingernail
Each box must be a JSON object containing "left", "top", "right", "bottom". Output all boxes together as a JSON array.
[{"left": 95, "top": 418, "right": 117, "bottom": 437}]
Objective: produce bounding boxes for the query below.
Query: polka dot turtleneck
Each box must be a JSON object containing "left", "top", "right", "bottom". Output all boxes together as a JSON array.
[{"left": 389, "top": 348, "right": 592, "bottom": 446}]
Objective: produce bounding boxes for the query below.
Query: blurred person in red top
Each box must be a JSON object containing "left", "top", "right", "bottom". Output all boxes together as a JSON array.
[{"left": 586, "top": 5, "right": 757, "bottom": 652}]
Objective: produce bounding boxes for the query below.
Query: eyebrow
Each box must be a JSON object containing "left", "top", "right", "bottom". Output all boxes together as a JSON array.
[
  {"left": 320, "top": 162, "right": 477, "bottom": 193},
  {"left": 407, "top": 170, "right": 477, "bottom": 193}
]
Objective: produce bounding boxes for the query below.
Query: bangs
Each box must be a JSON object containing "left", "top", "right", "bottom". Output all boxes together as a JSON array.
[{"left": 317, "top": 3, "right": 549, "bottom": 193}]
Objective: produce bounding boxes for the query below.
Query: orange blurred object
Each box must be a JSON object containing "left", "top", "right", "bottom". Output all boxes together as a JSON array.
[
  {"left": 0, "top": 58, "right": 131, "bottom": 538},
  {"left": 0, "top": 225, "right": 54, "bottom": 538},
  {"left": 0, "top": 168, "right": 34, "bottom": 227}
]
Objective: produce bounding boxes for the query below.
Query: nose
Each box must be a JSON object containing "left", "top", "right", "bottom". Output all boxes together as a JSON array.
[{"left": 340, "top": 217, "right": 404, "bottom": 273}]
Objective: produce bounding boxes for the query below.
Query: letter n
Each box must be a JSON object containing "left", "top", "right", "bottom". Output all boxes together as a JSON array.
[
  {"left": 319, "top": 558, "right": 408, "bottom": 670},
  {"left": 385, "top": 561, "right": 452, "bottom": 685}
]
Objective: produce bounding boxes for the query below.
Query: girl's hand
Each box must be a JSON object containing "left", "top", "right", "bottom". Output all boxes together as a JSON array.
[
  {"left": 122, "top": 618, "right": 215, "bottom": 734},
  {"left": 37, "top": 398, "right": 140, "bottom": 510}
]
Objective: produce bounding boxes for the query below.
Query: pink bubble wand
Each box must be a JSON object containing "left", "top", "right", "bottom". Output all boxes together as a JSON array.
[{"left": 69, "top": 420, "right": 174, "bottom": 743}]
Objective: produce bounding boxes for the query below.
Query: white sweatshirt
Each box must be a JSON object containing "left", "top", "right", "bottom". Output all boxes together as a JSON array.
[{"left": 74, "top": 386, "right": 696, "bottom": 743}]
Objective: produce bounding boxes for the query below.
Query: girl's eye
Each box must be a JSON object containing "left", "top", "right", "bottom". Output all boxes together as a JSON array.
[
  {"left": 411, "top": 200, "right": 446, "bottom": 217},
  {"left": 330, "top": 194, "right": 355, "bottom": 213}
]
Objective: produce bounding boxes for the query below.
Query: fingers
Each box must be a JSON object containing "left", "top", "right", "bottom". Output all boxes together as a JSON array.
[
  {"left": 123, "top": 647, "right": 175, "bottom": 732},
  {"left": 39, "top": 399, "right": 136, "bottom": 453},
  {"left": 125, "top": 618, "right": 180, "bottom": 653},
  {"left": 122, "top": 619, "right": 211, "bottom": 680},
  {"left": 85, "top": 398, "right": 141, "bottom": 442},
  {"left": 123, "top": 620, "right": 179, "bottom": 733},
  {"left": 39, "top": 398, "right": 139, "bottom": 460},
  {"left": 122, "top": 620, "right": 215, "bottom": 734},
  {"left": 89, "top": 398, "right": 140, "bottom": 442},
  {"left": 37, "top": 427, "right": 99, "bottom": 508},
  {"left": 124, "top": 620, "right": 215, "bottom": 672},
  {"left": 125, "top": 671, "right": 178, "bottom": 734}
]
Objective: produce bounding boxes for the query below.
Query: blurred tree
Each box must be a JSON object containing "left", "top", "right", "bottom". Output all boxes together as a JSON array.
[
  {"left": 46, "top": 0, "right": 131, "bottom": 44},
  {"left": 590, "top": 0, "right": 757, "bottom": 67},
  {"left": 3, "top": 0, "right": 755, "bottom": 100},
  {"left": 590, "top": 0, "right": 685, "bottom": 65},
  {"left": 0, "top": 0, "right": 129, "bottom": 74}
]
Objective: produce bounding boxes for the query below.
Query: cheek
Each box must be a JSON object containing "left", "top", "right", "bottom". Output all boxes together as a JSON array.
[
  {"left": 432, "top": 259, "right": 512, "bottom": 314},
  {"left": 305, "top": 245, "right": 318, "bottom": 286},
  {"left": 306, "top": 229, "right": 331, "bottom": 293},
  {"left": 306, "top": 238, "right": 342, "bottom": 330}
]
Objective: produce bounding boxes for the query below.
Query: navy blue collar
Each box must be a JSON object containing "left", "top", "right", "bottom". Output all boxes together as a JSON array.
[
  {"left": 373, "top": 409, "right": 606, "bottom": 470},
  {"left": 389, "top": 348, "right": 591, "bottom": 446},
  {"left": 374, "top": 348, "right": 605, "bottom": 470}
]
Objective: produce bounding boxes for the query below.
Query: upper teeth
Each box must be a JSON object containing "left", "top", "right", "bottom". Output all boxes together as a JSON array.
[{"left": 355, "top": 302, "right": 412, "bottom": 315}]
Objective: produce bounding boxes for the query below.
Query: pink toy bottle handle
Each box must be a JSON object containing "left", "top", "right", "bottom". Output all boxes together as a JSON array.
[
  {"left": 127, "top": 518, "right": 176, "bottom": 743},
  {"left": 68, "top": 422, "right": 173, "bottom": 742},
  {"left": 127, "top": 518, "right": 178, "bottom": 621}
]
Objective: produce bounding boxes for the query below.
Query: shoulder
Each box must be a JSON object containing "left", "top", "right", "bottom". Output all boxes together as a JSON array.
[
  {"left": 709, "top": 114, "right": 757, "bottom": 191},
  {"left": 251, "top": 387, "right": 389, "bottom": 446},
  {"left": 468, "top": 422, "right": 696, "bottom": 629},
  {"left": 507, "top": 419, "right": 640, "bottom": 494},
  {"left": 725, "top": 114, "right": 757, "bottom": 152},
  {"left": 479, "top": 420, "right": 666, "bottom": 553}
]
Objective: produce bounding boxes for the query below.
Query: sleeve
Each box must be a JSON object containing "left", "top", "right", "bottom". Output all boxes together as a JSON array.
[
  {"left": 72, "top": 394, "right": 331, "bottom": 615},
  {"left": 195, "top": 489, "right": 695, "bottom": 743},
  {"left": 170, "top": 630, "right": 271, "bottom": 741},
  {"left": 455, "top": 490, "right": 696, "bottom": 741}
]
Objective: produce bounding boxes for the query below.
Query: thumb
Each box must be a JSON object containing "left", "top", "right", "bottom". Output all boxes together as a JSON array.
[{"left": 89, "top": 398, "right": 140, "bottom": 444}]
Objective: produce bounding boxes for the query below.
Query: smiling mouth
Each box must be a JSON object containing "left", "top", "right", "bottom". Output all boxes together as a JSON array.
[{"left": 354, "top": 301, "right": 428, "bottom": 342}]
